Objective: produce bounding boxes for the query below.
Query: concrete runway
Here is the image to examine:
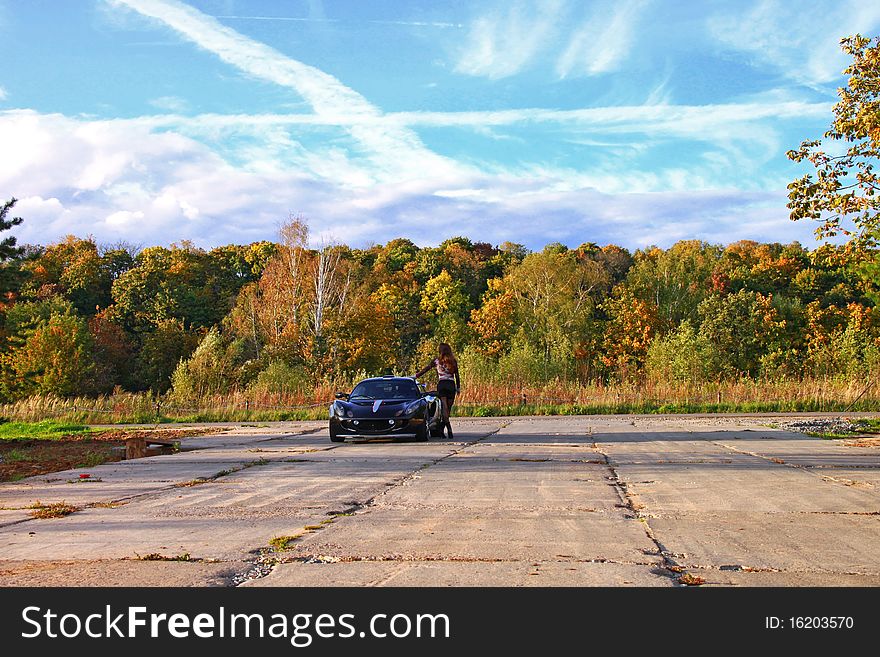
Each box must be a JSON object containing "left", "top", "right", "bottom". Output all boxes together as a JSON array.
[{"left": 2, "top": 415, "right": 879, "bottom": 587}]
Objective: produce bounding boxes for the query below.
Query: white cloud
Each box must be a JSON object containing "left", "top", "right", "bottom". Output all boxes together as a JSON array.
[
  {"left": 555, "top": 0, "right": 649, "bottom": 78},
  {"left": 0, "top": 108, "right": 821, "bottom": 252},
  {"left": 0, "top": 86, "right": 7, "bottom": 101},
  {"left": 454, "top": 0, "right": 565, "bottom": 79},
  {"left": 149, "top": 95, "right": 190, "bottom": 112},
  {"left": 709, "top": 0, "right": 880, "bottom": 88},
  {"left": 109, "top": 0, "right": 460, "bottom": 182},
  {"left": 106, "top": 209, "right": 145, "bottom": 226}
]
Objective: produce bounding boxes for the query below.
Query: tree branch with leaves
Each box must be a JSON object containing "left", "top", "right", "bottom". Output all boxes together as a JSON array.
[{"left": 787, "top": 35, "right": 880, "bottom": 247}]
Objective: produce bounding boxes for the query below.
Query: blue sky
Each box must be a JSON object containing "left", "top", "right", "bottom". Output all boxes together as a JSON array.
[{"left": 2, "top": 0, "right": 879, "bottom": 251}]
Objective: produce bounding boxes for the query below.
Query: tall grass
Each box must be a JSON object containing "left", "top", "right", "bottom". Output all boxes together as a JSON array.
[
  {"left": 0, "top": 376, "right": 877, "bottom": 424},
  {"left": 456, "top": 377, "right": 880, "bottom": 411}
]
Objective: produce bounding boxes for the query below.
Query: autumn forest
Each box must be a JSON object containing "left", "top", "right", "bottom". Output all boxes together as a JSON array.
[{"left": 2, "top": 197, "right": 879, "bottom": 417}]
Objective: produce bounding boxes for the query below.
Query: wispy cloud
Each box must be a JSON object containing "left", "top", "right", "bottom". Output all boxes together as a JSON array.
[
  {"left": 214, "top": 15, "right": 339, "bottom": 23},
  {"left": 555, "top": 0, "right": 649, "bottom": 78},
  {"left": 133, "top": 99, "right": 827, "bottom": 142},
  {"left": 709, "top": 0, "right": 880, "bottom": 88},
  {"left": 0, "top": 86, "right": 7, "bottom": 101},
  {"left": 454, "top": 0, "right": 565, "bottom": 79},
  {"left": 148, "top": 95, "right": 189, "bottom": 112},
  {"left": 109, "top": 0, "right": 460, "bottom": 182},
  {"left": 217, "top": 15, "right": 463, "bottom": 28}
]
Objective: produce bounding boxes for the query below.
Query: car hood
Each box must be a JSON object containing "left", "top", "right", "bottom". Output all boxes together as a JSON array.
[{"left": 340, "top": 399, "right": 420, "bottom": 417}]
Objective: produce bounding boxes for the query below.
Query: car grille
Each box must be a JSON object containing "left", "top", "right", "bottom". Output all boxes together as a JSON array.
[{"left": 350, "top": 419, "right": 401, "bottom": 433}]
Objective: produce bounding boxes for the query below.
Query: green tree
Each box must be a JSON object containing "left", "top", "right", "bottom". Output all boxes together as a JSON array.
[
  {"left": 20, "top": 236, "right": 131, "bottom": 315},
  {"left": 697, "top": 289, "right": 787, "bottom": 377},
  {"left": 787, "top": 35, "right": 880, "bottom": 247},
  {"left": 0, "top": 198, "right": 23, "bottom": 261},
  {"left": 0, "top": 198, "right": 24, "bottom": 297},
  {"left": 504, "top": 248, "right": 609, "bottom": 379},
  {"left": 110, "top": 242, "right": 249, "bottom": 333},
  {"left": 625, "top": 241, "right": 722, "bottom": 332},
  {"left": 9, "top": 312, "right": 96, "bottom": 397},
  {"left": 134, "top": 319, "right": 201, "bottom": 392},
  {"left": 646, "top": 321, "right": 714, "bottom": 383},
  {"left": 170, "top": 328, "right": 244, "bottom": 400}
]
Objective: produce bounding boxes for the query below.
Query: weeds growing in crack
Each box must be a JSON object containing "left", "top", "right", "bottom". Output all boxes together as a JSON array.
[
  {"left": 174, "top": 478, "right": 210, "bottom": 488},
  {"left": 136, "top": 552, "right": 195, "bottom": 562},
  {"left": 28, "top": 501, "right": 79, "bottom": 518},
  {"left": 679, "top": 572, "right": 706, "bottom": 586},
  {"left": 269, "top": 535, "right": 302, "bottom": 551}
]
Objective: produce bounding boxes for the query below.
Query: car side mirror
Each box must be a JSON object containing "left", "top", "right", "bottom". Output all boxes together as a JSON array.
[{"left": 334, "top": 392, "right": 349, "bottom": 400}]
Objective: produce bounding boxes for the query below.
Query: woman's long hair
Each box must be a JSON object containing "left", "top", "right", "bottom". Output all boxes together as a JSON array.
[{"left": 438, "top": 343, "right": 458, "bottom": 373}]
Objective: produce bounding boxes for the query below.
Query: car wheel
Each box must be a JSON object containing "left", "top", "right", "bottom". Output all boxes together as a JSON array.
[
  {"left": 430, "top": 422, "right": 444, "bottom": 438},
  {"left": 329, "top": 425, "right": 345, "bottom": 443},
  {"left": 413, "top": 420, "right": 429, "bottom": 442}
]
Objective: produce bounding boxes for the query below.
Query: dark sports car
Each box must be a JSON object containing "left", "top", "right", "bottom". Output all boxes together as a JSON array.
[{"left": 329, "top": 376, "right": 443, "bottom": 442}]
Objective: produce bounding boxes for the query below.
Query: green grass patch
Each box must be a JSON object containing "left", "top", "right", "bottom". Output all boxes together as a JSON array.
[
  {"left": 0, "top": 420, "right": 96, "bottom": 441},
  {"left": 268, "top": 535, "right": 302, "bottom": 551},
  {"left": 855, "top": 419, "right": 880, "bottom": 434}
]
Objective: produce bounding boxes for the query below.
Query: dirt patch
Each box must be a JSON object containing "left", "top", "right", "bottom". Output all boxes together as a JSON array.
[
  {"left": 0, "top": 439, "right": 124, "bottom": 482},
  {"left": 0, "top": 428, "right": 228, "bottom": 482},
  {"left": 844, "top": 437, "right": 880, "bottom": 448}
]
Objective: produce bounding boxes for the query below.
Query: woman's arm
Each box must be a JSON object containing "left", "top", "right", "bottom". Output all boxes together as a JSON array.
[
  {"left": 454, "top": 370, "right": 461, "bottom": 392},
  {"left": 413, "top": 361, "right": 433, "bottom": 379}
]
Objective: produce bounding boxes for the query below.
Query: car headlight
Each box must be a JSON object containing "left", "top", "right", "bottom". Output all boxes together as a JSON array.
[
  {"left": 332, "top": 401, "right": 353, "bottom": 417},
  {"left": 396, "top": 400, "right": 423, "bottom": 417}
]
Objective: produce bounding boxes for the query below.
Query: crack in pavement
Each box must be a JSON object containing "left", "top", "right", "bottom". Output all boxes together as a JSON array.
[
  {"left": 590, "top": 430, "right": 694, "bottom": 586},
  {"left": 232, "top": 421, "right": 514, "bottom": 586},
  {"left": 259, "top": 554, "right": 662, "bottom": 566},
  {"left": 708, "top": 438, "right": 880, "bottom": 492}
]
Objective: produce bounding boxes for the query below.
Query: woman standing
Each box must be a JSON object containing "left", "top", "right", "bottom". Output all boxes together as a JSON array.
[{"left": 414, "top": 343, "right": 461, "bottom": 439}]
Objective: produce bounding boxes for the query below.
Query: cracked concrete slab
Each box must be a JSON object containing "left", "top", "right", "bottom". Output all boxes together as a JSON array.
[
  {"left": 0, "top": 509, "right": 31, "bottom": 528},
  {"left": 245, "top": 559, "right": 673, "bottom": 587},
  {"left": 458, "top": 443, "right": 604, "bottom": 461},
  {"left": 714, "top": 438, "right": 880, "bottom": 468},
  {"left": 285, "top": 507, "right": 660, "bottom": 563},
  {"left": 0, "top": 559, "right": 240, "bottom": 586},
  {"left": 815, "top": 468, "right": 880, "bottom": 490},
  {"left": 682, "top": 566, "right": 880, "bottom": 587},
  {"left": 600, "top": 437, "right": 761, "bottom": 465},
  {"left": 0, "top": 505, "right": 328, "bottom": 561},
  {"left": 647, "top": 511, "right": 880, "bottom": 574},
  {"left": 617, "top": 463, "right": 880, "bottom": 513},
  {"left": 377, "top": 460, "right": 620, "bottom": 512}
]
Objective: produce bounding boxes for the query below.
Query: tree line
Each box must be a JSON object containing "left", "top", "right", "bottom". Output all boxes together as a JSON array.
[{"left": 1, "top": 203, "right": 878, "bottom": 403}]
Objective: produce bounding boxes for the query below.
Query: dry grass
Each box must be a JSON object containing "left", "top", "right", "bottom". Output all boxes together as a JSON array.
[
  {"left": 28, "top": 502, "right": 80, "bottom": 519},
  {"left": 678, "top": 572, "right": 706, "bottom": 586},
  {"left": 1, "top": 377, "right": 878, "bottom": 425},
  {"left": 457, "top": 377, "right": 880, "bottom": 409}
]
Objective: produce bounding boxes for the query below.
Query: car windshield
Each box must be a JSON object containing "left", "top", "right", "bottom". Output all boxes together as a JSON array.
[{"left": 350, "top": 379, "right": 420, "bottom": 400}]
